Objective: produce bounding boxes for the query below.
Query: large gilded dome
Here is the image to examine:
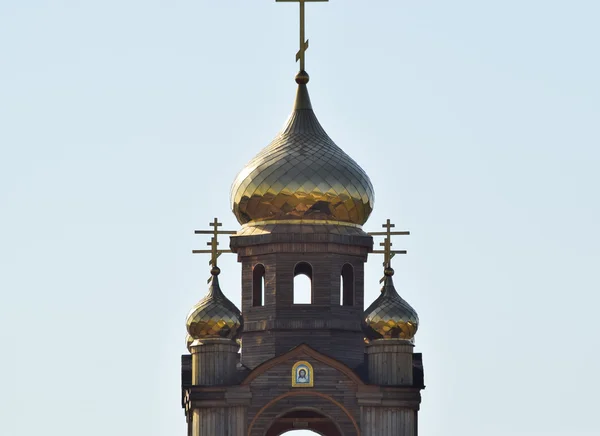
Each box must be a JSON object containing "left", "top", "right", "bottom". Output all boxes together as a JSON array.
[{"left": 230, "top": 79, "right": 374, "bottom": 226}]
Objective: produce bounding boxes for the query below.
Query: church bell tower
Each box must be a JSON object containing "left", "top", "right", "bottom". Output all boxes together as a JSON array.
[{"left": 181, "top": 2, "right": 425, "bottom": 435}]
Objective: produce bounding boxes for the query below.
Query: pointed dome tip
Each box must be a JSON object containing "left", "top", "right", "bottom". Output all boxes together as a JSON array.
[{"left": 293, "top": 71, "right": 312, "bottom": 111}]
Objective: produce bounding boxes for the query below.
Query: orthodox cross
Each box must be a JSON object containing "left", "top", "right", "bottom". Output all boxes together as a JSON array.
[
  {"left": 193, "top": 218, "right": 236, "bottom": 282},
  {"left": 369, "top": 219, "right": 410, "bottom": 283},
  {"left": 276, "top": 0, "right": 328, "bottom": 72}
]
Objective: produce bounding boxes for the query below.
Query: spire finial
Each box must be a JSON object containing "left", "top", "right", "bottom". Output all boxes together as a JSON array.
[
  {"left": 276, "top": 0, "right": 329, "bottom": 79},
  {"left": 193, "top": 218, "right": 236, "bottom": 283},
  {"left": 381, "top": 219, "right": 395, "bottom": 270},
  {"left": 368, "top": 219, "right": 411, "bottom": 283}
]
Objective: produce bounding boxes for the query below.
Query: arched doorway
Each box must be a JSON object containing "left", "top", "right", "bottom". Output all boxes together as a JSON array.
[
  {"left": 281, "top": 430, "right": 322, "bottom": 436},
  {"left": 246, "top": 379, "right": 361, "bottom": 436},
  {"left": 266, "top": 410, "right": 342, "bottom": 436}
]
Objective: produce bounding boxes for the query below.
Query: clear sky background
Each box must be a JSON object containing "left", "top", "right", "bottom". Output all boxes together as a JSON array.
[{"left": 1, "top": 1, "right": 599, "bottom": 435}]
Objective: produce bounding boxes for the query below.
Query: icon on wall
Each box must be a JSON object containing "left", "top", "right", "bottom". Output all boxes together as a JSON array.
[{"left": 292, "top": 361, "right": 314, "bottom": 388}]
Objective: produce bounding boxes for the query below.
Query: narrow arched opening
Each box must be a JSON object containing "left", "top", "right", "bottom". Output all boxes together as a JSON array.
[
  {"left": 293, "top": 262, "right": 312, "bottom": 304},
  {"left": 340, "top": 263, "right": 354, "bottom": 306},
  {"left": 253, "top": 264, "right": 266, "bottom": 306}
]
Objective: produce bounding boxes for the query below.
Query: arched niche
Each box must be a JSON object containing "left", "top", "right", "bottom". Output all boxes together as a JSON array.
[
  {"left": 293, "top": 262, "right": 313, "bottom": 304},
  {"left": 253, "top": 264, "right": 266, "bottom": 306},
  {"left": 340, "top": 263, "right": 354, "bottom": 306}
]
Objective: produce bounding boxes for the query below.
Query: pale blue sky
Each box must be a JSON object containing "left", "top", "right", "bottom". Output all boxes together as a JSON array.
[{"left": 1, "top": 1, "right": 599, "bottom": 436}]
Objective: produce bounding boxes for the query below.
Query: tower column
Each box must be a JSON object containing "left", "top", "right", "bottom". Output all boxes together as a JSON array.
[
  {"left": 361, "top": 339, "right": 418, "bottom": 435},
  {"left": 361, "top": 408, "right": 417, "bottom": 436},
  {"left": 184, "top": 264, "right": 246, "bottom": 436},
  {"left": 190, "top": 407, "right": 247, "bottom": 436},
  {"left": 367, "top": 339, "right": 414, "bottom": 386},
  {"left": 190, "top": 338, "right": 239, "bottom": 386},
  {"left": 188, "top": 334, "right": 247, "bottom": 436},
  {"left": 361, "top": 263, "right": 422, "bottom": 436}
]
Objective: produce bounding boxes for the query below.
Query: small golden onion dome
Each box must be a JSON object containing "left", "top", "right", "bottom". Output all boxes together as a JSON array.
[
  {"left": 230, "top": 80, "right": 374, "bottom": 226},
  {"left": 186, "top": 267, "right": 242, "bottom": 341},
  {"left": 362, "top": 268, "right": 419, "bottom": 341}
]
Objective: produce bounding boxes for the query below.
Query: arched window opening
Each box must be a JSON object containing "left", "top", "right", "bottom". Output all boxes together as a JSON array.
[
  {"left": 252, "top": 264, "right": 266, "bottom": 307},
  {"left": 341, "top": 263, "right": 354, "bottom": 306},
  {"left": 293, "top": 262, "right": 313, "bottom": 304}
]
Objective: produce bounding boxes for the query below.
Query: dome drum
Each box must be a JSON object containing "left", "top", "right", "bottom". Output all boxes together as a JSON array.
[{"left": 229, "top": 222, "right": 374, "bottom": 257}]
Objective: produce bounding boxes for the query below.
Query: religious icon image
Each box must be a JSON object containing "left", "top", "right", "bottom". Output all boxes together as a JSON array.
[{"left": 291, "top": 361, "right": 314, "bottom": 388}]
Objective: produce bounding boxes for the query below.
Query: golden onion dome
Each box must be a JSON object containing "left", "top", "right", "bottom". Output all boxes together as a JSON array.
[
  {"left": 362, "top": 268, "right": 419, "bottom": 341},
  {"left": 186, "top": 267, "right": 242, "bottom": 341},
  {"left": 230, "top": 75, "right": 374, "bottom": 226}
]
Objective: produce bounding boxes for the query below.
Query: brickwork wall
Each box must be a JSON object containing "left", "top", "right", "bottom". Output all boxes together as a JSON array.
[
  {"left": 247, "top": 351, "right": 361, "bottom": 436},
  {"left": 238, "top": 248, "right": 368, "bottom": 370}
]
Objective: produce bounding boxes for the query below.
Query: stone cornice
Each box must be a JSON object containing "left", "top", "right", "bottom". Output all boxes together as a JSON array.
[
  {"left": 230, "top": 230, "right": 373, "bottom": 254},
  {"left": 243, "top": 318, "right": 363, "bottom": 333},
  {"left": 356, "top": 385, "right": 422, "bottom": 409},
  {"left": 183, "top": 385, "right": 252, "bottom": 410}
]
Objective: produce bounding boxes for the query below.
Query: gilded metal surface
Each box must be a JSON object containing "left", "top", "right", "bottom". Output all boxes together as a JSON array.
[
  {"left": 245, "top": 219, "right": 361, "bottom": 228},
  {"left": 235, "top": 221, "right": 369, "bottom": 237},
  {"left": 186, "top": 272, "right": 242, "bottom": 340},
  {"left": 363, "top": 269, "right": 419, "bottom": 341},
  {"left": 231, "top": 84, "right": 374, "bottom": 225},
  {"left": 186, "top": 334, "right": 194, "bottom": 352}
]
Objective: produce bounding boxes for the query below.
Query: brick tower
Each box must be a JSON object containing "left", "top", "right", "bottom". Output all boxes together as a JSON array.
[{"left": 181, "top": 2, "right": 425, "bottom": 435}]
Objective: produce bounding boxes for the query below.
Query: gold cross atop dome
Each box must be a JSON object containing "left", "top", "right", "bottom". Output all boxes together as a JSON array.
[
  {"left": 193, "top": 218, "right": 236, "bottom": 282},
  {"left": 369, "top": 219, "right": 410, "bottom": 283},
  {"left": 276, "top": 0, "right": 328, "bottom": 73}
]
